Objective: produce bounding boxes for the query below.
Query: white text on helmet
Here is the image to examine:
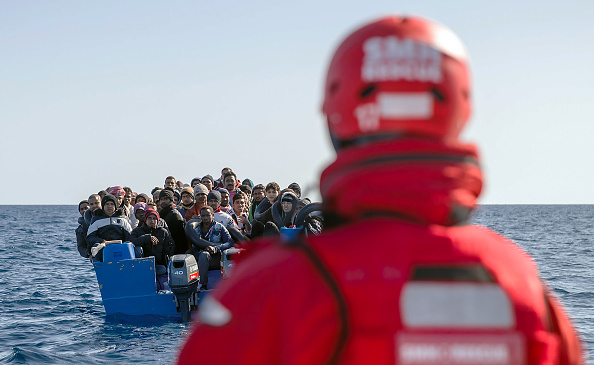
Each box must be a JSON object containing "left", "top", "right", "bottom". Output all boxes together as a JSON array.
[{"left": 362, "top": 37, "right": 442, "bottom": 83}]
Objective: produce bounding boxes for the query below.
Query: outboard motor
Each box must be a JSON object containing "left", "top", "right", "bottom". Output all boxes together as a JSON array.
[{"left": 168, "top": 254, "right": 199, "bottom": 322}]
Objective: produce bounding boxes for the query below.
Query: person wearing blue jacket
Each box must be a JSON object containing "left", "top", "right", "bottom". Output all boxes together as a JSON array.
[{"left": 193, "top": 205, "right": 233, "bottom": 290}]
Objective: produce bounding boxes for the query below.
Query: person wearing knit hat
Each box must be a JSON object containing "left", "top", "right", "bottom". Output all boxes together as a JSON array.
[
  {"left": 201, "top": 175, "right": 215, "bottom": 191},
  {"left": 287, "top": 182, "right": 302, "bottom": 199},
  {"left": 101, "top": 194, "right": 119, "bottom": 213},
  {"left": 216, "top": 188, "right": 233, "bottom": 215},
  {"left": 158, "top": 187, "right": 188, "bottom": 255},
  {"left": 143, "top": 208, "right": 159, "bottom": 222},
  {"left": 159, "top": 188, "right": 175, "bottom": 202},
  {"left": 177, "top": 186, "right": 195, "bottom": 218},
  {"left": 130, "top": 207, "right": 174, "bottom": 288},
  {"left": 207, "top": 190, "right": 221, "bottom": 205},
  {"left": 184, "top": 183, "right": 209, "bottom": 222},
  {"left": 86, "top": 193, "right": 132, "bottom": 262},
  {"left": 206, "top": 189, "right": 237, "bottom": 231}
]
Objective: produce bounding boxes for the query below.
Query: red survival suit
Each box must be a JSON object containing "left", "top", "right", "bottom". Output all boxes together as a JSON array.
[{"left": 177, "top": 140, "right": 583, "bottom": 365}]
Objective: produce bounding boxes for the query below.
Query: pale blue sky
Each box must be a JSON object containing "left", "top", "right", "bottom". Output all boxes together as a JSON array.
[{"left": 1, "top": 1, "right": 593, "bottom": 204}]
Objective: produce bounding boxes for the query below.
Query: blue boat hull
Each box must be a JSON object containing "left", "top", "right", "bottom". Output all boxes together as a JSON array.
[{"left": 94, "top": 257, "right": 182, "bottom": 318}]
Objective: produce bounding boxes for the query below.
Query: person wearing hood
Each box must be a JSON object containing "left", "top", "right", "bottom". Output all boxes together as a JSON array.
[
  {"left": 135, "top": 193, "right": 150, "bottom": 204},
  {"left": 279, "top": 191, "right": 299, "bottom": 228},
  {"left": 242, "top": 178, "right": 254, "bottom": 189},
  {"left": 173, "top": 189, "right": 181, "bottom": 207},
  {"left": 130, "top": 208, "right": 174, "bottom": 267},
  {"left": 177, "top": 186, "right": 195, "bottom": 218},
  {"left": 131, "top": 202, "right": 147, "bottom": 229},
  {"left": 86, "top": 194, "right": 132, "bottom": 262},
  {"left": 75, "top": 200, "right": 89, "bottom": 257},
  {"left": 159, "top": 188, "right": 188, "bottom": 254}
]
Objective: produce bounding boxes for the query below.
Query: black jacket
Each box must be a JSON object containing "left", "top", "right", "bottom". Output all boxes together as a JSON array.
[
  {"left": 130, "top": 219, "right": 175, "bottom": 266},
  {"left": 86, "top": 208, "right": 132, "bottom": 255},
  {"left": 75, "top": 216, "right": 89, "bottom": 258},
  {"left": 160, "top": 204, "right": 188, "bottom": 254}
]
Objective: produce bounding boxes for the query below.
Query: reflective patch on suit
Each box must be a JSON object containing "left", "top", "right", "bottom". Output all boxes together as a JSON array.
[
  {"left": 197, "top": 296, "right": 232, "bottom": 326},
  {"left": 401, "top": 282, "right": 514, "bottom": 328},
  {"left": 396, "top": 333, "right": 525, "bottom": 365}
]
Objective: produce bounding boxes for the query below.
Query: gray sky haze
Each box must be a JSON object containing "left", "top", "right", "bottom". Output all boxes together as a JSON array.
[{"left": 1, "top": 1, "right": 593, "bottom": 204}]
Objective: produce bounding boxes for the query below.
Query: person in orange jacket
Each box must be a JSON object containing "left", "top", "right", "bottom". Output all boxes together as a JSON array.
[{"left": 177, "top": 15, "right": 583, "bottom": 365}]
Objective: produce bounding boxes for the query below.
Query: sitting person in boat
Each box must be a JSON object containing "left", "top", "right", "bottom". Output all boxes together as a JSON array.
[
  {"left": 177, "top": 186, "right": 194, "bottom": 219},
  {"left": 184, "top": 183, "right": 209, "bottom": 221},
  {"left": 158, "top": 188, "right": 188, "bottom": 255},
  {"left": 86, "top": 194, "right": 133, "bottom": 262},
  {"left": 206, "top": 190, "right": 237, "bottom": 231},
  {"left": 201, "top": 175, "right": 215, "bottom": 191},
  {"left": 222, "top": 171, "right": 242, "bottom": 202},
  {"left": 230, "top": 192, "right": 251, "bottom": 237},
  {"left": 217, "top": 188, "right": 233, "bottom": 214},
  {"left": 191, "top": 205, "right": 234, "bottom": 290},
  {"left": 248, "top": 184, "right": 266, "bottom": 222},
  {"left": 107, "top": 186, "right": 129, "bottom": 219},
  {"left": 131, "top": 202, "right": 147, "bottom": 229},
  {"left": 130, "top": 208, "right": 174, "bottom": 267},
  {"left": 287, "top": 182, "right": 301, "bottom": 199},
  {"left": 75, "top": 200, "right": 89, "bottom": 258},
  {"left": 278, "top": 191, "right": 299, "bottom": 227}
]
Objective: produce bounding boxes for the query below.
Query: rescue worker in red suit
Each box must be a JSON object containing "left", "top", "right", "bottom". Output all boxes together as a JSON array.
[{"left": 177, "top": 16, "right": 583, "bottom": 365}]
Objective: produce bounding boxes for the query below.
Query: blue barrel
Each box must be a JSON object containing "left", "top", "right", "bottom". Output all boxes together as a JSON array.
[
  {"left": 103, "top": 242, "right": 135, "bottom": 262},
  {"left": 280, "top": 226, "right": 303, "bottom": 242}
]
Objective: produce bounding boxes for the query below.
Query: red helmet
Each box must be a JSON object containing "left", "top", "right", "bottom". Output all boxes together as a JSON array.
[{"left": 322, "top": 16, "right": 471, "bottom": 150}]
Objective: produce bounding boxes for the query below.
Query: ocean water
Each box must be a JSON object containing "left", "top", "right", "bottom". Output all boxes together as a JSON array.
[{"left": 0, "top": 205, "right": 591, "bottom": 364}]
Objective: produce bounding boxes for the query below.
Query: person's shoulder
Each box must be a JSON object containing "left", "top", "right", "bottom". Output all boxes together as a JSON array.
[
  {"left": 131, "top": 224, "right": 146, "bottom": 233},
  {"left": 216, "top": 211, "right": 233, "bottom": 219},
  {"left": 212, "top": 221, "right": 227, "bottom": 230},
  {"left": 89, "top": 210, "right": 107, "bottom": 223}
]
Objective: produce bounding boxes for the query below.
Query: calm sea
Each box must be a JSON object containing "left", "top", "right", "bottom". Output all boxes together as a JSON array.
[{"left": 0, "top": 205, "right": 591, "bottom": 364}]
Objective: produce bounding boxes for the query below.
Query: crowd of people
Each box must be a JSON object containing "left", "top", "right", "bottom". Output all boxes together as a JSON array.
[{"left": 75, "top": 167, "right": 311, "bottom": 290}]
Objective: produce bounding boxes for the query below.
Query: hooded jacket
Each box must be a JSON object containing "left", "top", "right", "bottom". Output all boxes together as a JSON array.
[
  {"left": 86, "top": 208, "right": 132, "bottom": 260},
  {"left": 159, "top": 203, "right": 188, "bottom": 255},
  {"left": 130, "top": 219, "right": 175, "bottom": 266},
  {"left": 75, "top": 216, "right": 89, "bottom": 257}
]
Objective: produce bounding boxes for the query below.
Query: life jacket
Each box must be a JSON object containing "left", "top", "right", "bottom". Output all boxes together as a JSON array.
[{"left": 299, "top": 138, "right": 582, "bottom": 365}]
